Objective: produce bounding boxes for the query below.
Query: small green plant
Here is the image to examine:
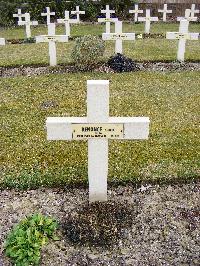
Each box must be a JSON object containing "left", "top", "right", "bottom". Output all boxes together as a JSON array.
[
  {"left": 4, "top": 213, "right": 59, "bottom": 266},
  {"left": 71, "top": 35, "right": 105, "bottom": 69}
]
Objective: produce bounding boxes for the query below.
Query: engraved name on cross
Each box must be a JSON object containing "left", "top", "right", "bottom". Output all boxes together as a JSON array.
[
  {"left": 166, "top": 19, "right": 199, "bottom": 62},
  {"left": 98, "top": 5, "right": 118, "bottom": 34},
  {"left": 158, "top": 4, "right": 172, "bottom": 22},
  {"left": 71, "top": 6, "right": 85, "bottom": 23},
  {"left": 36, "top": 23, "right": 68, "bottom": 66},
  {"left": 138, "top": 9, "right": 158, "bottom": 34},
  {"left": 57, "top": 11, "right": 78, "bottom": 36},
  {"left": 18, "top": 13, "right": 38, "bottom": 38},
  {"left": 102, "top": 21, "right": 136, "bottom": 54},
  {"left": 46, "top": 80, "right": 150, "bottom": 202},
  {"left": 41, "top": 7, "right": 55, "bottom": 25},
  {"left": 129, "top": 4, "right": 143, "bottom": 22}
]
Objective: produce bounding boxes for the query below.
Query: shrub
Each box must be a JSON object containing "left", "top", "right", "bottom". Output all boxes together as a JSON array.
[
  {"left": 4, "top": 213, "right": 59, "bottom": 266},
  {"left": 71, "top": 35, "right": 105, "bottom": 70}
]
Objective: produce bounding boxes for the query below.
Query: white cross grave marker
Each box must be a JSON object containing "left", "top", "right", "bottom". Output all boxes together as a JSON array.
[
  {"left": 138, "top": 9, "right": 158, "bottom": 34},
  {"left": 13, "top": 9, "right": 25, "bottom": 23},
  {"left": 71, "top": 6, "right": 85, "bottom": 23},
  {"left": 41, "top": 7, "right": 55, "bottom": 25},
  {"left": 98, "top": 5, "right": 118, "bottom": 34},
  {"left": 0, "top": 38, "right": 5, "bottom": 45},
  {"left": 102, "top": 21, "right": 136, "bottom": 54},
  {"left": 177, "top": 9, "right": 197, "bottom": 22},
  {"left": 158, "top": 4, "right": 172, "bottom": 22},
  {"left": 57, "top": 11, "right": 78, "bottom": 36},
  {"left": 166, "top": 19, "right": 199, "bottom": 62},
  {"left": 36, "top": 23, "right": 68, "bottom": 66},
  {"left": 129, "top": 4, "right": 143, "bottom": 22},
  {"left": 18, "top": 13, "right": 38, "bottom": 38},
  {"left": 190, "top": 4, "right": 200, "bottom": 18},
  {"left": 46, "top": 80, "right": 150, "bottom": 202}
]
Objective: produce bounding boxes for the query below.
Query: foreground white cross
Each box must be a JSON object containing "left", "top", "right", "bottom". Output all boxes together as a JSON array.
[
  {"left": 166, "top": 19, "right": 199, "bottom": 62},
  {"left": 57, "top": 11, "right": 78, "bottom": 36},
  {"left": 71, "top": 6, "right": 85, "bottom": 23},
  {"left": 46, "top": 80, "right": 150, "bottom": 202},
  {"left": 129, "top": 4, "right": 143, "bottom": 22},
  {"left": 36, "top": 23, "right": 68, "bottom": 66},
  {"left": 158, "top": 4, "right": 172, "bottom": 22},
  {"left": 138, "top": 9, "right": 158, "bottom": 34},
  {"left": 98, "top": 5, "right": 118, "bottom": 33},
  {"left": 41, "top": 7, "right": 55, "bottom": 25},
  {"left": 190, "top": 4, "right": 200, "bottom": 18},
  {"left": 18, "top": 13, "right": 38, "bottom": 38},
  {"left": 0, "top": 38, "right": 5, "bottom": 45},
  {"left": 102, "top": 21, "right": 135, "bottom": 54},
  {"left": 177, "top": 9, "right": 197, "bottom": 22},
  {"left": 13, "top": 9, "right": 25, "bottom": 23}
]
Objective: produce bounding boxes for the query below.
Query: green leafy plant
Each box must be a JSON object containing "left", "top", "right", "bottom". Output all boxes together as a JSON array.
[
  {"left": 4, "top": 213, "right": 59, "bottom": 266},
  {"left": 71, "top": 35, "right": 105, "bottom": 70}
]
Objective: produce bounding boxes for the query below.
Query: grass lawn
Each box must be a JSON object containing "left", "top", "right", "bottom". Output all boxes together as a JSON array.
[{"left": 1, "top": 71, "right": 199, "bottom": 189}]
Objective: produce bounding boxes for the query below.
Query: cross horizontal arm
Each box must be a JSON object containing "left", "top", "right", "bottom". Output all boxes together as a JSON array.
[{"left": 46, "top": 117, "right": 150, "bottom": 140}]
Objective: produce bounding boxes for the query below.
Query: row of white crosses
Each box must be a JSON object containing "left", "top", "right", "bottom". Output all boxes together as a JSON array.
[{"left": 47, "top": 80, "right": 150, "bottom": 202}]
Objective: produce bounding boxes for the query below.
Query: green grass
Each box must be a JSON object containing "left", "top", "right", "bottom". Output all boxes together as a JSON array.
[{"left": 1, "top": 71, "right": 199, "bottom": 189}]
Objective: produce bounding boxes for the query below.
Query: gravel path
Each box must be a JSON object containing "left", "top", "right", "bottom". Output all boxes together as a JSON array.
[{"left": 0, "top": 182, "right": 199, "bottom": 265}]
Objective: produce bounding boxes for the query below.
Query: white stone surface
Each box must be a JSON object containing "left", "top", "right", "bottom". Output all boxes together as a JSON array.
[
  {"left": 18, "top": 13, "right": 38, "bottom": 38},
  {"left": 190, "top": 4, "right": 200, "bottom": 18},
  {"left": 158, "top": 4, "right": 172, "bottom": 22},
  {"left": 0, "top": 38, "right": 5, "bottom": 45},
  {"left": 57, "top": 11, "right": 78, "bottom": 36},
  {"left": 102, "top": 21, "right": 136, "bottom": 54},
  {"left": 41, "top": 7, "right": 55, "bottom": 25},
  {"left": 166, "top": 19, "right": 199, "bottom": 62},
  {"left": 138, "top": 9, "right": 158, "bottom": 34},
  {"left": 98, "top": 5, "right": 118, "bottom": 33},
  {"left": 71, "top": 6, "right": 85, "bottom": 23},
  {"left": 46, "top": 80, "right": 150, "bottom": 202},
  {"left": 36, "top": 23, "right": 68, "bottom": 66},
  {"left": 177, "top": 9, "right": 197, "bottom": 22},
  {"left": 129, "top": 4, "right": 143, "bottom": 22},
  {"left": 13, "top": 9, "right": 25, "bottom": 22}
]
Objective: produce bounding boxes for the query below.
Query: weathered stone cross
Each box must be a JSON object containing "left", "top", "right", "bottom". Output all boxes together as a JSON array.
[
  {"left": 98, "top": 5, "right": 118, "bottom": 33},
  {"left": 129, "top": 4, "right": 143, "bottom": 22},
  {"left": 158, "top": 4, "right": 172, "bottom": 22},
  {"left": 41, "top": 7, "right": 55, "bottom": 25},
  {"left": 36, "top": 23, "right": 68, "bottom": 66},
  {"left": 13, "top": 9, "right": 25, "bottom": 23},
  {"left": 18, "top": 13, "right": 38, "bottom": 38},
  {"left": 57, "top": 11, "right": 78, "bottom": 36},
  {"left": 166, "top": 19, "right": 199, "bottom": 62},
  {"left": 46, "top": 80, "right": 150, "bottom": 202},
  {"left": 177, "top": 9, "right": 197, "bottom": 22},
  {"left": 138, "top": 9, "right": 158, "bottom": 34},
  {"left": 71, "top": 6, "right": 85, "bottom": 23},
  {"left": 0, "top": 38, "right": 5, "bottom": 45},
  {"left": 102, "top": 21, "right": 135, "bottom": 54},
  {"left": 190, "top": 4, "right": 199, "bottom": 18}
]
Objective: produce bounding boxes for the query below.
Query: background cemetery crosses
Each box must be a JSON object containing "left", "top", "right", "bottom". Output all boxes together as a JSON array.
[
  {"left": 177, "top": 9, "right": 197, "bottom": 22},
  {"left": 36, "top": 23, "right": 68, "bottom": 66},
  {"left": 0, "top": 38, "right": 5, "bottom": 45},
  {"left": 13, "top": 9, "right": 25, "bottom": 23},
  {"left": 18, "top": 13, "right": 38, "bottom": 38},
  {"left": 57, "top": 11, "right": 78, "bottom": 36},
  {"left": 138, "top": 9, "right": 158, "bottom": 34},
  {"left": 166, "top": 19, "right": 199, "bottom": 62},
  {"left": 158, "top": 4, "right": 172, "bottom": 22},
  {"left": 71, "top": 6, "right": 85, "bottom": 23},
  {"left": 102, "top": 21, "right": 136, "bottom": 54},
  {"left": 98, "top": 5, "right": 118, "bottom": 34},
  {"left": 41, "top": 7, "right": 55, "bottom": 25},
  {"left": 46, "top": 80, "right": 150, "bottom": 202},
  {"left": 129, "top": 4, "right": 143, "bottom": 23},
  {"left": 190, "top": 4, "right": 199, "bottom": 18}
]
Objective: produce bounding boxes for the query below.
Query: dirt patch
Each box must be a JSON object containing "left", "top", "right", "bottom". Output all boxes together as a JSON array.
[{"left": 0, "top": 182, "right": 199, "bottom": 265}]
